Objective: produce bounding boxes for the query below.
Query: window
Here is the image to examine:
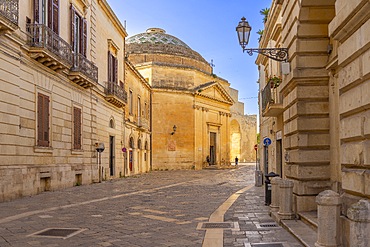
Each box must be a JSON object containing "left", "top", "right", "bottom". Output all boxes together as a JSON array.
[
  {"left": 129, "top": 90, "right": 133, "bottom": 115},
  {"left": 108, "top": 51, "right": 118, "bottom": 83},
  {"left": 37, "top": 93, "right": 50, "bottom": 147},
  {"left": 71, "top": 6, "right": 87, "bottom": 56},
  {"left": 73, "top": 107, "right": 82, "bottom": 150},
  {"left": 137, "top": 96, "right": 141, "bottom": 117},
  {"left": 34, "top": 0, "right": 59, "bottom": 34}
]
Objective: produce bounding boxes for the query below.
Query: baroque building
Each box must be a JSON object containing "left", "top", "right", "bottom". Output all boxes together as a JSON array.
[
  {"left": 0, "top": 0, "right": 256, "bottom": 202},
  {"left": 126, "top": 28, "right": 257, "bottom": 169},
  {"left": 126, "top": 28, "right": 239, "bottom": 170},
  {"left": 0, "top": 0, "right": 151, "bottom": 202},
  {"left": 257, "top": 0, "right": 370, "bottom": 245}
]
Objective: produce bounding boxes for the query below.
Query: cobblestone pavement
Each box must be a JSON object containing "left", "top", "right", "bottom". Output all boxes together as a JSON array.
[{"left": 0, "top": 164, "right": 302, "bottom": 247}]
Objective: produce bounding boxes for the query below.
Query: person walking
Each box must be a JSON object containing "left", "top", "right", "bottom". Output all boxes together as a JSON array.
[{"left": 235, "top": 156, "right": 239, "bottom": 166}]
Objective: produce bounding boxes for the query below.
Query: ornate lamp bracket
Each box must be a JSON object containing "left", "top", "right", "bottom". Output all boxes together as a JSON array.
[{"left": 243, "top": 48, "right": 289, "bottom": 62}]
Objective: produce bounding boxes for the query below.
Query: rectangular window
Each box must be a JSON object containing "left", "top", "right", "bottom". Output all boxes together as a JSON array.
[
  {"left": 34, "top": 0, "right": 59, "bottom": 34},
  {"left": 129, "top": 90, "right": 133, "bottom": 115},
  {"left": 108, "top": 51, "right": 118, "bottom": 83},
  {"left": 71, "top": 6, "right": 87, "bottom": 56},
  {"left": 137, "top": 96, "right": 141, "bottom": 117},
  {"left": 73, "top": 107, "right": 82, "bottom": 150},
  {"left": 37, "top": 93, "right": 50, "bottom": 147},
  {"left": 144, "top": 102, "right": 147, "bottom": 118}
]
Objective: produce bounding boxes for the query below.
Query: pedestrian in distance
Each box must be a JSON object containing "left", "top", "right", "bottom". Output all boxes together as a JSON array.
[{"left": 235, "top": 156, "right": 239, "bottom": 166}]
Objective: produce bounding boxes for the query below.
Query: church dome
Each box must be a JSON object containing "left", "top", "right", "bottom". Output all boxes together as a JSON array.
[{"left": 126, "top": 28, "right": 209, "bottom": 64}]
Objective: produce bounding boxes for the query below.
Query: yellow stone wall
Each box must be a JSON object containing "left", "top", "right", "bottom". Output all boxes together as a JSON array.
[
  {"left": 0, "top": 0, "right": 146, "bottom": 201},
  {"left": 259, "top": 0, "right": 370, "bottom": 229}
]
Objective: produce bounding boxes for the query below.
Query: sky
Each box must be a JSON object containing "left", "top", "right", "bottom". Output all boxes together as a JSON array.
[{"left": 106, "top": 0, "right": 273, "bottom": 115}]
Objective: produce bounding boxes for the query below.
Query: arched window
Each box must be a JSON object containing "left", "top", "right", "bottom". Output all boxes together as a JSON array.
[
  {"left": 138, "top": 139, "right": 142, "bottom": 149},
  {"left": 145, "top": 141, "right": 149, "bottom": 150},
  {"left": 109, "top": 118, "right": 115, "bottom": 128},
  {"left": 129, "top": 137, "right": 134, "bottom": 149}
]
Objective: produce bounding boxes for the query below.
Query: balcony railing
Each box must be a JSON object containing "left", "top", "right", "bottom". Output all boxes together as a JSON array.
[
  {"left": 68, "top": 53, "right": 98, "bottom": 88},
  {"left": 0, "top": 0, "right": 18, "bottom": 26},
  {"left": 261, "top": 80, "right": 284, "bottom": 117},
  {"left": 71, "top": 53, "right": 98, "bottom": 82},
  {"left": 27, "top": 24, "right": 73, "bottom": 68},
  {"left": 105, "top": 81, "right": 127, "bottom": 108}
]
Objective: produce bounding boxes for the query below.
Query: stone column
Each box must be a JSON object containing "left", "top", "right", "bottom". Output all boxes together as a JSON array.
[
  {"left": 347, "top": 199, "right": 370, "bottom": 247},
  {"left": 315, "top": 190, "right": 341, "bottom": 247},
  {"left": 270, "top": 177, "right": 282, "bottom": 213},
  {"left": 278, "top": 179, "right": 294, "bottom": 219}
]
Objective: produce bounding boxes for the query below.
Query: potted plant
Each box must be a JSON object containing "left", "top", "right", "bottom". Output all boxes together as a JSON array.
[{"left": 268, "top": 75, "right": 282, "bottom": 88}]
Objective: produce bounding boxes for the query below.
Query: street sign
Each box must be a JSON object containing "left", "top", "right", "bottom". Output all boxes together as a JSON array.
[
  {"left": 254, "top": 144, "right": 258, "bottom": 151},
  {"left": 263, "top": 138, "right": 272, "bottom": 146}
]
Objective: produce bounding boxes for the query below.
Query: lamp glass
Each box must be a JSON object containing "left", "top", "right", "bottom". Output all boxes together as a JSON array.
[{"left": 236, "top": 17, "right": 251, "bottom": 49}]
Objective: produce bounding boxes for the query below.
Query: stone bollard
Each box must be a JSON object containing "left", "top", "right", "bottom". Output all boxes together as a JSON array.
[
  {"left": 315, "top": 190, "right": 341, "bottom": 247},
  {"left": 347, "top": 199, "right": 370, "bottom": 247},
  {"left": 278, "top": 179, "right": 294, "bottom": 220},
  {"left": 270, "top": 177, "right": 282, "bottom": 213}
]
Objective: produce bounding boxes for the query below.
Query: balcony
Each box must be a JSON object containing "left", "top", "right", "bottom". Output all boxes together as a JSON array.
[
  {"left": 137, "top": 116, "right": 149, "bottom": 129},
  {"left": 69, "top": 53, "right": 98, "bottom": 88},
  {"left": 105, "top": 81, "right": 127, "bottom": 108},
  {"left": 261, "top": 80, "right": 284, "bottom": 117},
  {"left": 0, "top": 0, "right": 18, "bottom": 32},
  {"left": 27, "top": 24, "right": 73, "bottom": 73}
]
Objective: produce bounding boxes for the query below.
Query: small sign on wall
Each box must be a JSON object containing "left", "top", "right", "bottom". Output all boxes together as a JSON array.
[{"left": 168, "top": 140, "right": 176, "bottom": 151}]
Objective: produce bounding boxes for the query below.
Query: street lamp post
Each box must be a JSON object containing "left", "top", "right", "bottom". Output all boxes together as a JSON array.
[{"left": 236, "top": 17, "right": 289, "bottom": 62}]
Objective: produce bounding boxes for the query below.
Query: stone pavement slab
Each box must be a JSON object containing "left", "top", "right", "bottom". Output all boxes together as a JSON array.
[{"left": 224, "top": 186, "right": 304, "bottom": 247}]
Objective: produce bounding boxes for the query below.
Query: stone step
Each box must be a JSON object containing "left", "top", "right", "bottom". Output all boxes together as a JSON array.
[
  {"left": 280, "top": 219, "right": 317, "bottom": 247},
  {"left": 299, "top": 211, "right": 318, "bottom": 231}
]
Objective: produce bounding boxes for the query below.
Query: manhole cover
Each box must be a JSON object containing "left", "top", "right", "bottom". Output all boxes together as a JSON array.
[
  {"left": 256, "top": 222, "right": 280, "bottom": 229},
  {"left": 203, "top": 222, "right": 232, "bottom": 228},
  {"left": 250, "top": 243, "right": 284, "bottom": 247},
  {"left": 30, "top": 228, "right": 85, "bottom": 239}
]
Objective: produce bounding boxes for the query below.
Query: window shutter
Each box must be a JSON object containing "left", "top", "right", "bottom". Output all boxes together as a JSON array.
[
  {"left": 34, "top": 0, "right": 40, "bottom": 24},
  {"left": 37, "top": 93, "right": 50, "bottom": 147},
  {"left": 37, "top": 94, "right": 43, "bottom": 146},
  {"left": 71, "top": 6, "right": 76, "bottom": 52},
  {"left": 114, "top": 56, "right": 118, "bottom": 83},
  {"left": 43, "top": 95, "right": 50, "bottom": 146},
  {"left": 73, "top": 107, "right": 82, "bottom": 149},
  {"left": 52, "top": 0, "right": 59, "bottom": 34},
  {"left": 108, "top": 51, "right": 112, "bottom": 82},
  {"left": 82, "top": 19, "right": 87, "bottom": 57}
]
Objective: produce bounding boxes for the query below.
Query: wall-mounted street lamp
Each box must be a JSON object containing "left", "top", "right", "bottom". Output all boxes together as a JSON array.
[
  {"left": 171, "top": 125, "right": 177, "bottom": 135},
  {"left": 236, "top": 17, "right": 289, "bottom": 62}
]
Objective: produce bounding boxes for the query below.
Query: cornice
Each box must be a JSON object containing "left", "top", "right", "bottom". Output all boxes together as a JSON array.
[{"left": 97, "top": 0, "right": 128, "bottom": 37}]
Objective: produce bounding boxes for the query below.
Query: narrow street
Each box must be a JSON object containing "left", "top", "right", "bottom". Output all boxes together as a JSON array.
[{"left": 0, "top": 165, "right": 302, "bottom": 247}]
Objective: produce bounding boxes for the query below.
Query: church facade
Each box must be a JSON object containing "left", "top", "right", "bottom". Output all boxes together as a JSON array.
[{"left": 126, "top": 28, "right": 252, "bottom": 170}]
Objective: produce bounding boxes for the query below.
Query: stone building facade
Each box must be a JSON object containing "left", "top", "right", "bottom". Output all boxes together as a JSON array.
[
  {"left": 229, "top": 88, "right": 257, "bottom": 163},
  {"left": 126, "top": 28, "right": 236, "bottom": 170},
  {"left": 0, "top": 0, "right": 151, "bottom": 202},
  {"left": 257, "top": 0, "right": 370, "bottom": 245},
  {"left": 0, "top": 0, "right": 256, "bottom": 202}
]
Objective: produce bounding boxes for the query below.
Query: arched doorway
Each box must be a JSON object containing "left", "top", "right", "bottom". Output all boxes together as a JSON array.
[
  {"left": 129, "top": 137, "right": 134, "bottom": 172},
  {"left": 137, "top": 139, "right": 142, "bottom": 173},
  {"left": 230, "top": 119, "right": 241, "bottom": 162}
]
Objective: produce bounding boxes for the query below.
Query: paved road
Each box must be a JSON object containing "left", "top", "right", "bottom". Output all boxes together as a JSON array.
[
  {"left": 0, "top": 165, "right": 250, "bottom": 246},
  {"left": 0, "top": 164, "right": 302, "bottom": 247}
]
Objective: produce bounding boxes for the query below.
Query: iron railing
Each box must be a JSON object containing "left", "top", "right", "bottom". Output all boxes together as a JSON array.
[
  {"left": 0, "top": 0, "right": 18, "bottom": 26},
  {"left": 71, "top": 53, "right": 98, "bottom": 82},
  {"left": 27, "top": 24, "right": 73, "bottom": 65},
  {"left": 105, "top": 81, "right": 128, "bottom": 103}
]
